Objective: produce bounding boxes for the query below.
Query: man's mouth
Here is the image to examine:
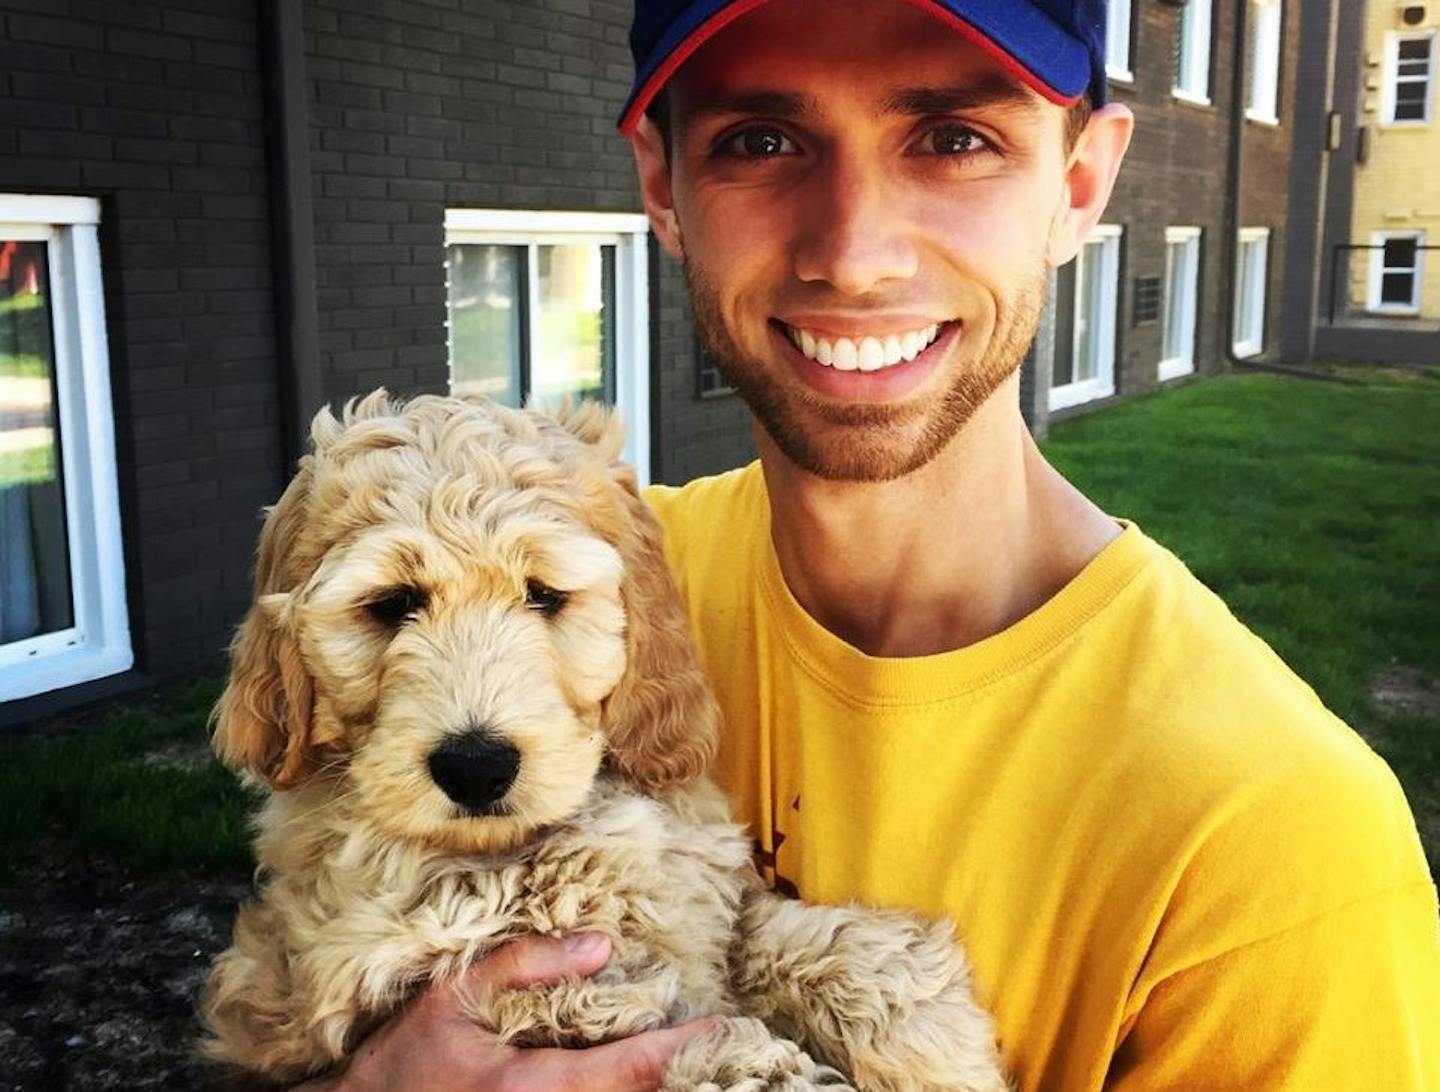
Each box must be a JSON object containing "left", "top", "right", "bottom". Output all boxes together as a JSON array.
[{"left": 777, "top": 320, "right": 950, "bottom": 372}]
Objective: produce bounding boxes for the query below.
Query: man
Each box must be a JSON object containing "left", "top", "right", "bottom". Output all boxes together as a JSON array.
[{"left": 316, "top": 2, "right": 1440, "bottom": 1088}]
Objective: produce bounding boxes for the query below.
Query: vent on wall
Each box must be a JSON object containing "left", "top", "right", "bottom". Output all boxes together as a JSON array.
[{"left": 1397, "top": 3, "right": 1430, "bottom": 27}]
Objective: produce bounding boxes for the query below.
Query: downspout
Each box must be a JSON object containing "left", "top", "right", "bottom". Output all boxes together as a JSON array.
[
  {"left": 261, "top": 0, "right": 324, "bottom": 468},
  {"left": 1223, "top": 0, "right": 1255, "bottom": 373}
]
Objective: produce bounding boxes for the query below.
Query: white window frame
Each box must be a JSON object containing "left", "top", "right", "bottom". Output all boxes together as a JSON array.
[
  {"left": 1160, "top": 227, "right": 1202, "bottom": 381},
  {"left": 1245, "top": 0, "right": 1282, "bottom": 124},
  {"left": 443, "top": 209, "right": 651, "bottom": 483},
  {"left": 1107, "top": 0, "right": 1134, "bottom": 83},
  {"left": 1382, "top": 31, "right": 1436, "bottom": 127},
  {"left": 0, "top": 194, "right": 131, "bottom": 701},
  {"left": 1367, "top": 230, "right": 1426, "bottom": 314},
  {"left": 1050, "top": 224, "right": 1122, "bottom": 412},
  {"left": 1173, "top": 0, "right": 1214, "bottom": 105},
  {"left": 1233, "top": 227, "right": 1270, "bottom": 358}
]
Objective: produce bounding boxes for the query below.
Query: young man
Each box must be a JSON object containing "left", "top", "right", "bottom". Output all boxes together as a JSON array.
[{"left": 317, "top": 2, "right": 1440, "bottom": 1088}]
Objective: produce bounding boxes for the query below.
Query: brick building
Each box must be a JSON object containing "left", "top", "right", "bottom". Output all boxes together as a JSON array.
[{"left": 1, "top": 0, "right": 1306, "bottom": 716}]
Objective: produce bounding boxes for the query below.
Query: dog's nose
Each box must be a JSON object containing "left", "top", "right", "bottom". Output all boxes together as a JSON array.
[{"left": 427, "top": 730, "right": 521, "bottom": 813}]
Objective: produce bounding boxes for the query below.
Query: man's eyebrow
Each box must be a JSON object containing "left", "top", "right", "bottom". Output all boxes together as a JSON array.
[{"left": 677, "top": 79, "right": 1040, "bottom": 132}]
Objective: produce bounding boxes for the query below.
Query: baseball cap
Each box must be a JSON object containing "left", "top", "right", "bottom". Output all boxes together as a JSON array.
[{"left": 617, "top": 0, "right": 1107, "bottom": 134}]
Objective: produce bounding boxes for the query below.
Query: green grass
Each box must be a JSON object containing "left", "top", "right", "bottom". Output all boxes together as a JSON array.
[
  {"left": 0, "top": 677, "right": 257, "bottom": 884},
  {"left": 1043, "top": 370, "right": 1440, "bottom": 874}
]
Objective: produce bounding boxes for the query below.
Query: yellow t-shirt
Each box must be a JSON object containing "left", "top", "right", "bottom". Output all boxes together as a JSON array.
[{"left": 645, "top": 462, "right": 1440, "bottom": 1091}]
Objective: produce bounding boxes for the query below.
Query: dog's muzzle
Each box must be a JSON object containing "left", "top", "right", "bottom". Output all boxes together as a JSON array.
[{"left": 427, "top": 729, "right": 521, "bottom": 815}]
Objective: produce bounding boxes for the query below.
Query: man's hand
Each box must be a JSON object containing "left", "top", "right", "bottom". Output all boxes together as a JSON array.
[{"left": 296, "top": 933, "right": 711, "bottom": 1091}]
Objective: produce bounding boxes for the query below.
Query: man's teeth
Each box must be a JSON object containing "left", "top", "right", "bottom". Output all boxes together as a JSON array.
[{"left": 786, "top": 323, "right": 944, "bottom": 371}]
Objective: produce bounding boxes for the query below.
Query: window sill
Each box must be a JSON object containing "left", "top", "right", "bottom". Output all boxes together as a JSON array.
[
  {"left": 1244, "top": 110, "right": 1280, "bottom": 127},
  {"left": 1048, "top": 380, "right": 1116, "bottom": 413},
  {"left": 1158, "top": 358, "right": 1197, "bottom": 382},
  {"left": 1107, "top": 68, "right": 1135, "bottom": 87},
  {"left": 1365, "top": 305, "right": 1422, "bottom": 316},
  {"left": 1378, "top": 119, "right": 1433, "bottom": 130},
  {"left": 1232, "top": 339, "right": 1263, "bottom": 358},
  {"left": 1171, "top": 89, "right": 1213, "bottom": 109},
  {"left": 0, "top": 643, "right": 134, "bottom": 702}
]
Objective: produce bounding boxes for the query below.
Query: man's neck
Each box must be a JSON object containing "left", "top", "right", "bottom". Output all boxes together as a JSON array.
[{"left": 759, "top": 380, "right": 1121, "bottom": 657}]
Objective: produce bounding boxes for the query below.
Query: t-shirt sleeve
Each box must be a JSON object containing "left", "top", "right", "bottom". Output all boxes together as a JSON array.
[{"left": 1105, "top": 879, "right": 1440, "bottom": 1089}]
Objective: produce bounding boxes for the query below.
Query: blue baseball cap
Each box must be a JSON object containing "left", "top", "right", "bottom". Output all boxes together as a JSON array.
[{"left": 618, "top": 0, "right": 1107, "bottom": 134}]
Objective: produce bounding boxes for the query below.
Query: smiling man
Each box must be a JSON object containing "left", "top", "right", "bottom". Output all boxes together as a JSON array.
[{"left": 310, "top": 2, "right": 1439, "bottom": 1090}]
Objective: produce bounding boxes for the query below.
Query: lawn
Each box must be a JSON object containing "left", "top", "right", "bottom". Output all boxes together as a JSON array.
[
  {"left": 1043, "top": 368, "right": 1440, "bottom": 875},
  {"left": 0, "top": 368, "right": 1434, "bottom": 883}
]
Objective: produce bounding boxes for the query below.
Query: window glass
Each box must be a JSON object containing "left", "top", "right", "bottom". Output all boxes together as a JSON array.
[
  {"left": 0, "top": 238, "right": 74, "bottom": 647},
  {"left": 1393, "top": 36, "right": 1433, "bottom": 122},
  {"left": 447, "top": 243, "right": 524, "bottom": 405},
  {"left": 1107, "top": 0, "right": 1133, "bottom": 76},
  {"left": 1175, "top": 0, "right": 1213, "bottom": 98},
  {"left": 532, "top": 243, "right": 615, "bottom": 405}
]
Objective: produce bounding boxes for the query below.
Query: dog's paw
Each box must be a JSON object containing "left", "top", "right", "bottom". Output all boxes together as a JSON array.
[
  {"left": 662, "top": 1016, "right": 854, "bottom": 1092},
  {"left": 461, "top": 962, "right": 685, "bottom": 1048}
]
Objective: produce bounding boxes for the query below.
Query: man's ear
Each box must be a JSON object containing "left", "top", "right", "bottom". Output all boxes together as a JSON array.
[
  {"left": 1046, "top": 104, "right": 1134, "bottom": 268},
  {"left": 628, "top": 115, "right": 685, "bottom": 260}
]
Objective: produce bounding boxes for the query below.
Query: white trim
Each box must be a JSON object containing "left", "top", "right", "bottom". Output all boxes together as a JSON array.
[
  {"left": 1159, "top": 227, "right": 1202, "bottom": 381},
  {"left": 1245, "top": 0, "right": 1282, "bottom": 125},
  {"left": 1381, "top": 31, "right": 1436, "bottom": 127},
  {"left": 444, "top": 210, "right": 651, "bottom": 484},
  {"left": 1106, "top": 0, "right": 1133, "bottom": 82},
  {"left": 1174, "top": 0, "right": 1214, "bottom": 103},
  {"left": 1367, "top": 230, "right": 1426, "bottom": 314},
  {"left": 0, "top": 200, "right": 132, "bottom": 700},
  {"left": 445, "top": 209, "right": 651, "bottom": 236},
  {"left": 0, "top": 194, "right": 101, "bottom": 227},
  {"left": 1233, "top": 227, "right": 1270, "bottom": 358},
  {"left": 1050, "top": 225, "right": 1121, "bottom": 412},
  {"left": 1172, "top": 88, "right": 1214, "bottom": 108}
]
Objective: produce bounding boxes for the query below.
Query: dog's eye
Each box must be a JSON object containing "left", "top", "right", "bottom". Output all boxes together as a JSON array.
[
  {"left": 524, "top": 580, "right": 568, "bottom": 618},
  {"left": 364, "top": 586, "right": 426, "bottom": 629}
]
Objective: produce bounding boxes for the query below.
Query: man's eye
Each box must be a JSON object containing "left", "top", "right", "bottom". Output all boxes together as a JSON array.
[
  {"left": 917, "top": 125, "right": 991, "bottom": 156},
  {"left": 719, "top": 126, "right": 797, "bottom": 158}
]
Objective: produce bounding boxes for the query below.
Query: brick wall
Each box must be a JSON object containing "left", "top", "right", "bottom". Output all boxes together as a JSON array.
[
  {"left": 0, "top": 0, "right": 285, "bottom": 684},
  {"left": 302, "top": 0, "right": 756, "bottom": 480}
]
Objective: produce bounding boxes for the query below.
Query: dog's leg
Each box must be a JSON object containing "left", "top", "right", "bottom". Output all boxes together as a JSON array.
[
  {"left": 462, "top": 958, "right": 690, "bottom": 1048},
  {"left": 730, "top": 886, "right": 1010, "bottom": 1092},
  {"left": 660, "top": 1015, "right": 853, "bottom": 1091}
]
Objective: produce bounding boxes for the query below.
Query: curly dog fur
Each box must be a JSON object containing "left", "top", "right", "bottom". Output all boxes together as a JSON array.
[{"left": 200, "top": 392, "right": 1008, "bottom": 1091}]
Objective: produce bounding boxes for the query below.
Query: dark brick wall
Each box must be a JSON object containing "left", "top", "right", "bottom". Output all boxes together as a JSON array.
[
  {"left": 301, "top": 0, "right": 756, "bottom": 480},
  {"left": 0, "top": 0, "right": 285, "bottom": 682}
]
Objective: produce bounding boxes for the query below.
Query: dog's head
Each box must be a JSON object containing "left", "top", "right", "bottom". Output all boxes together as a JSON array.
[{"left": 212, "top": 391, "right": 717, "bottom": 852}]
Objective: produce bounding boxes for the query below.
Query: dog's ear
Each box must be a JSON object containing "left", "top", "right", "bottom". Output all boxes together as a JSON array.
[
  {"left": 600, "top": 464, "right": 719, "bottom": 790},
  {"left": 211, "top": 462, "right": 320, "bottom": 789}
]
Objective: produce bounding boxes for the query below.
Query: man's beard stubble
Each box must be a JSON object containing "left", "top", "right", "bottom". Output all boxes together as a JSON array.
[{"left": 685, "top": 261, "right": 1048, "bottom": 483}]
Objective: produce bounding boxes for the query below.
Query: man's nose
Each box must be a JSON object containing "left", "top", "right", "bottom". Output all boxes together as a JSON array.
[{"left": 791, "top": 157, "right": 919, "bottom": 296}]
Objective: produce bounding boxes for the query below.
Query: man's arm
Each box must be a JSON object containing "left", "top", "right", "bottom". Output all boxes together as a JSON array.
[
  {"left": 295, "top": 934, "right": 712, "bottom": 1092},
  {"left": 1106, "top": 881, "right": 1440, "bottom": 1088}
]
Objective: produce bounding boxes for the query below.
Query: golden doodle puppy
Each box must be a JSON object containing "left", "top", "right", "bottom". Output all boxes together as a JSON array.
[{"left": 201, "top": 391, "right": 1008, "bottom": 1091}]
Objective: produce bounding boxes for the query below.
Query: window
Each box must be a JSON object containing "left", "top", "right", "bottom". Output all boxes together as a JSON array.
[
  {"left": 444, "top": 210, "right": 651, "bottom": 479},
  {"left": 1368, "top": 232, "right": 1425, "bottom": 313},
  {"left": 1233, "top": 228, "right": 1270, "bottom": 357},
  {"left": 1245, "top": 0, "right": 1282, "bottom": 123},
  {"left": 0, "top": 195, "right": 130, "bottom": 701},
  {"left": 1385, "top": 33, "right": 1435, "bottom": 125},
  {"left": 1174, "top": 0, "right": 1214, "bottom": 103},
  {"left": 1051, "top": 225, "right": 1122, "bottom": 411},
  {"left": 1107, "top": 0, "right": 1134, "bottom": 82},
  {"left": 1160, "top": 228, "right": 1202, "bottom": 380}
]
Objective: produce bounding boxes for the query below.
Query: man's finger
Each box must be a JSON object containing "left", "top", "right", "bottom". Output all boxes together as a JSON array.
[
  {"left": 467, "top": 932, "right": 614, "bottom": 992},
  {"left": 522, "top": 1019, "right": 717, "bottom": 1092}
]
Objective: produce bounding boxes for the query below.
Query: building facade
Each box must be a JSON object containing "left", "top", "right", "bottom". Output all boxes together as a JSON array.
[{"left": 2, "top": 0, "right": 1306, "bottom": 717}]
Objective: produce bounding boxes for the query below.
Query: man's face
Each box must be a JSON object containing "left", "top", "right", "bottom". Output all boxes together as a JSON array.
[{"left": 652, "top": 0, "right": 1079, "bottom": 481}]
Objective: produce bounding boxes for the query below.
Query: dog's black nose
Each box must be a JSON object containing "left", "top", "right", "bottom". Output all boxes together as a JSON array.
[{"left": 427, "top": 730, "right": 520, "bottom": 813}]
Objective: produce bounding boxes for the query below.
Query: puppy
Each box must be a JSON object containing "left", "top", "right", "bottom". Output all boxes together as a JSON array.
[{"left": 201, "top": 391, "right": 1007, "bottom": 1091}]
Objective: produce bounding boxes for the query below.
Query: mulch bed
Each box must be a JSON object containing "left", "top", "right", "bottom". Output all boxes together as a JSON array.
[{"left": 0, "top": 845, "right": 249, "bottom": 1091}]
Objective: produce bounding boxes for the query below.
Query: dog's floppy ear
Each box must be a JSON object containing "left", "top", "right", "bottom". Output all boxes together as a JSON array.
[
  {"left": 599, "top": 462, "right": 720, "bottom": 790},
  {"left": 211, "top": 460, "right": 320, "bottom": 789}
]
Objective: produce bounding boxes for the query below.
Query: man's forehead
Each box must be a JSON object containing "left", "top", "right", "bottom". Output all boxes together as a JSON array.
[
  {"left": 668, "top": 0, "right": 1047, "bottom": 121},
  {"left": 673, "top": 77, "right": 1044, "bottom": 127}
]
